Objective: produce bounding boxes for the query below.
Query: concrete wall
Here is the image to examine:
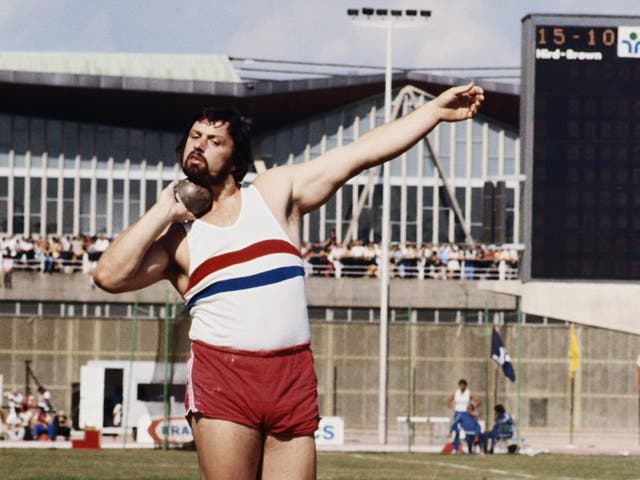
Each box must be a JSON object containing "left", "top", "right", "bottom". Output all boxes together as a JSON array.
[
  {"left": 0, "top": 272, "right": 517, "bottom": 310},
  {"left": 1, "top": 312, "right": 637, "bottom": 439},
  {"left": 481, "top": 280, "right": 640, "bottom": 335}
]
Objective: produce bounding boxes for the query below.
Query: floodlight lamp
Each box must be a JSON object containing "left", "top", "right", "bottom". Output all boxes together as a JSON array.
[
  {"left": 375, "top": 9, "right": 388, "bottom": 16},
  {"left": 362, "top": 7, "right": 374, "bottom": 15},
  {"left": 347, "top": 8, "right": 359, "bottom": 16},
  {"left": 390, "top": 10, "right": 402, "bottom": 16},
  {"left": 405, "top": 9, "right": 417, "bottom": 16},
  {"left": 419, "top": 10, "right": 432, "bottom": 17}
]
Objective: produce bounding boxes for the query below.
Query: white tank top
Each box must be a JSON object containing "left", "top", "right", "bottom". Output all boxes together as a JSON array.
[
  {"left": 453, "top": 388, "right": 471, "bottom": 412},
  {"left": 182, "top": 184, "right": 310, "bottom": 351}
]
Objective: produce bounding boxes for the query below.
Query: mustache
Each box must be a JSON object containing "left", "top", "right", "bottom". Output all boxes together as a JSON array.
[{"left": 187, "top": 150, "right": 206, "bottom": 162}]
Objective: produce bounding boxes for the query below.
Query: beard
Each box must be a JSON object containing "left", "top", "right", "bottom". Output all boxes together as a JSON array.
[{"left": 182, "top": 151, "right": 233, "bottom": 187}]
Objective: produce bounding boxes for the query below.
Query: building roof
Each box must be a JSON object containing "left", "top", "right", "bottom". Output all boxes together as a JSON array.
[
  {"left": 0, "top": 51, "right": 241, "bottom": 83},
  {"left": 0, "top": 52, "right": 519, "bottom": 134}
]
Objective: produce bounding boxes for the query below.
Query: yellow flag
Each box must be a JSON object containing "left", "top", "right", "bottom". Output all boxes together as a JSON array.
[{"left": 569, "top": 323, "right": 579, "bottom": 379}]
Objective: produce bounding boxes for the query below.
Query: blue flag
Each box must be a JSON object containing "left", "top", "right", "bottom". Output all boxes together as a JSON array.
[{"left": 491, "top": 328, "right": 516, "bottom": 382}]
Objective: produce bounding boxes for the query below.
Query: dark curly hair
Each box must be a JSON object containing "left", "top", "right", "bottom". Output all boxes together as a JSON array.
[{"left": 176, "top": 107, "right": 252, "bottom": 184}]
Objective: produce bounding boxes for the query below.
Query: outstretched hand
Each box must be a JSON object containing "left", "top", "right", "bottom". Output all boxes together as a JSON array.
[{"left": 433, "top": 83, "right": 485, "bottom": 122}]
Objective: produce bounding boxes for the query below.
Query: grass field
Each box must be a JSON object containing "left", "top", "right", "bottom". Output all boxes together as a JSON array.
[{"left": 1, "top": 449, "right": 638, "bottom": 479}]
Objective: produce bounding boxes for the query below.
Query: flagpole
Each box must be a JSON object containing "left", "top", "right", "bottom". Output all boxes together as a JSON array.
[
  {"left": 484, "top": 306, "right": 490, "bottom": 423},
  {"left": 636, "top": 353, "right": 640, "bottom": 445},
  {"left": 516, "top": 296, "right": 522, "bottom": 443},
  {"left": 569, "top": 375, "right": 575, "bottom": 445},
  {"left": 568, "top": 323, "right": 579, "bottom": 446}
]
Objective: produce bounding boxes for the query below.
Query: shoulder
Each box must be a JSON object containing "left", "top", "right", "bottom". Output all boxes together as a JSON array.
[{"left": 252, "top": 166, "right": 296, "bottom": 213}]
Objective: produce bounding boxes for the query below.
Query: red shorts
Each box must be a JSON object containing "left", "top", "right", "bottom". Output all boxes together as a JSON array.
[{"left": 185, "top": 340, "right": 319, "bottom": 437}]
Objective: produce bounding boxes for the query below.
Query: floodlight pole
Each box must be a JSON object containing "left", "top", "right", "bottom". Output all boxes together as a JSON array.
[{"left": 348, "top": 7, "right": 430, "bottom": 445}]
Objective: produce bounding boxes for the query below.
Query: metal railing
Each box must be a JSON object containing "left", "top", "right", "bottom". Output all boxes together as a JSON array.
[{"left": 304, "top": 258, "right": 519, "bottom": 281}]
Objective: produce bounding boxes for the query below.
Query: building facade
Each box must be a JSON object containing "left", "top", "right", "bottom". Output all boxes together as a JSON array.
[{"left": 0, "top": 53, "right": 520, "bottom": 247}]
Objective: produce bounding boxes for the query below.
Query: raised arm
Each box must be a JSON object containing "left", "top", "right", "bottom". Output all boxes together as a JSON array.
[
  {"left": 287, "top": 83, "right": 484, "bottom": 214},
  {"left": 92, "top": 183, "right": 195, "bottom": 294}
]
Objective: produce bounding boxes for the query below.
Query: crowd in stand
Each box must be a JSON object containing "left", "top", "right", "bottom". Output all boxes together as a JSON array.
[
  {"left": 0, "top": 232, "right": 519, "bottom": 282},
  {"left": 0, "top": 386, "right": 71, "bottom": 442},
  {"left": 301, "top": 235, "right": 519, "bottom": 280},
  {"left": 0, "top": 234, "right": 111, "bottom": 281}
]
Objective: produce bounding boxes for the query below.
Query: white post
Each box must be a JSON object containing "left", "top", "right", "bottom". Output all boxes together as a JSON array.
[
  {"left": 348, "top": 7, "right": 431, "bottom": 445},
  {"left": 378, "top": 16, "right": 392, "bottom": 446}
]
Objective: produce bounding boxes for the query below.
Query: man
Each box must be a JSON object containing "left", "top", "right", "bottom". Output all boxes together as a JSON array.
[
  {"left": 93, "top": 83, "right": 484, "bottom": 480},
  {"left": 485, "top": 403, "right": 516, "bottom": 453},
  {"left": 446, "top": 378, "right": 481, "bottom": 453},
  {"left": 449, "top": 404, "right": 486, "bottom": 454}
]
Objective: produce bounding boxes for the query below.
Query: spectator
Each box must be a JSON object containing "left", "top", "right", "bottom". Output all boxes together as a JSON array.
[
  {"left": 485, "top": 404, "right": 516, "bottom": 454},
  {"left": 36, "top": 386, "right": 53, "bottom": 413},
  {"left": 52, "top": 410, "right": 71, "bottom": 441},
  {"left": 30, "top": 407, "right": 53, "bottom": 441},
  {"left": 446, "top": 379, "right": 482, "bottom": 453},
  {"left": 2, "top": 249, "right": 14, "bottom": 288},
  {"left": 449, "top": 404, "right": 486, "bottom": 454},
  {"left": 4, "top": 387, "right": 23, "bottom": 428}
]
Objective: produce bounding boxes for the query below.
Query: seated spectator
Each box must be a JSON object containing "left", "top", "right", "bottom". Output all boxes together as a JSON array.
[
  {"left": 485, "top": 404, "right": 516, "bottom": 453},
  {"left": 52, "top": 410, "right": 71, "bottom": 441},
  {"left": 36, "top": 386, "right": 53, "bottom": 413},
  {"left": 449, "top": 404, "right": 486, "bottom": 454},
  {"left": 30, "top": 407, "right": 53, "bottom": 441},
  {"left": 4, "top": 387, "right": 23, "bottom": 427}
]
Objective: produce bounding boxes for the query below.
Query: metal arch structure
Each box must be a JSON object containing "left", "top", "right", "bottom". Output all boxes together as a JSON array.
[{"left": 340, "top": 84, "right": 474, "bottom": 247}]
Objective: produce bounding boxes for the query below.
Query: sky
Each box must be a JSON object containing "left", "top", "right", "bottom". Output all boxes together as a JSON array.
[{"left": 0, "top": 0, "right": 639, "bottom": 71}]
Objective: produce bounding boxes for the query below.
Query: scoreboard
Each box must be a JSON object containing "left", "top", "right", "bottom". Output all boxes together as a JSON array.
[{"left": 521, "top": 14, "right": 640, "bottom": 280}]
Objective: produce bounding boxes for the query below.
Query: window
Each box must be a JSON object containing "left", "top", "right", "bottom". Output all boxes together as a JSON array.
[
  {"left": 129, "top": 129, "right": 144, "bottom": 169},
  {"left": 274, "top": 129, "right": 291, "bottom": 165},
  {"left": 471, "top": 120, "right": 484, "bottom": 178},
  {"left": 422, "top": 186, "right": 434, "bottom": 243},
  {"left": 438, "top": 188, "right": 450, "bottom": 243},
  {"left": 144, "top": 131, "right": 160, "bottom": 166},
  {"left": 30, "top": 118, "right": 45, "bottom": 165},
  {"left": 13, "top": 177, "right": 25, "bottom": 233},
  {"left": 504, "top": 130, "right": 517, "bottom": 175},
  {"left": 0, "top": 115, "right": 11, "bottom": 168},
  {"left": 145, "top": 179, "right": 158, "bottom": 211},
  {"left": 309, "top": 119, "right": 323, "bottom": 158},
  {"left": 471, "top": 187, "right": 483, "bottom": 241},
  {"left": 342, "top": 108, "right": 357, "bottom": 144},
  {"left": 46, "top": 178, "right": 58, "bottom": 234},
  {"left": 96, "top": 179, "right": 108, "bottom": 234},
  {"left": 112, "top": 128, "right": 128, "bottom": 169},
  {"left": 340, "top": 184, "right": 353, "bottom": 240},
  {"left": 46, "top": 120, "right": 62, "bottom": 169},
  {"left": 129, "top": 179, "right": 141, "bottom": 221},
  {"left": 292, "top": 125, "right": 307, "bottom": 164},
  {"left": 0, "top": 178, "right": 8, "bottom": 232},
  {"left": 13, "top": 117, "right": 28, "bottom": 168},
  {"left": 454, "top": 122, "right": 467, "bottom": 178},
  {"left": 79, "top": 125, "right": 95, "bottom": 169},
  {"left": 63, "top": 178, "right": 74, "bottom": 233},
  {"left": 454, "top": 187, "right": 466, "bottom": 242},
  {"left": 325, "top": 192, "right": 337, "bottom": 239},
  {"left": 30, "top": 177, "right": 42, "bottom": 234},
  {"left": 63, "top": 122, "right": 79, "bottom": 169},
  {"left": 79, "top": 179, "right": 91, "bottom": 233},
  {"left": 488, "top": 124, "right": 500, "bottom": 176},
  {"left": 113, "top": 179, "right": 124, "bottom": 234},
  {"left": 406, "top": 186, "right": 417, "bottom": 242}
]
